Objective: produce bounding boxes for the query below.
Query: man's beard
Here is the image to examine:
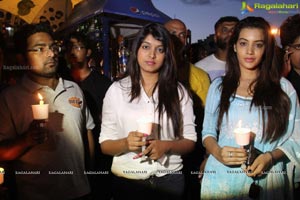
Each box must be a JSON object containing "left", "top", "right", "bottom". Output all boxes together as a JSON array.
[
  {"left": 216, "top": 38, "right": 227, "bottom": 50},
  {"left": 31, "top": 64, "right": 58, "bottom": 78},
  {"left": 31, "top": 69, "right": 57, "bottom": 78}
]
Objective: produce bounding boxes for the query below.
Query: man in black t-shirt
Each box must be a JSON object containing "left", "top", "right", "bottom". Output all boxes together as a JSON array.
[{"left": 66, "top": 32, "right": 112, "bottom": 200}]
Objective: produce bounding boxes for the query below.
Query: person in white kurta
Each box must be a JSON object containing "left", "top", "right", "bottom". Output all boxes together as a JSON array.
[
  {"left": 201, "top": 16, "right": 300, "bottom": 200},
  {"left": 201, "top": 77, "right": 300, "bottom": 199}
]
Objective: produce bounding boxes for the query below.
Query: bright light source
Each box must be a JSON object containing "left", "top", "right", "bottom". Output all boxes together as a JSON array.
[{"left": 271, "top": 28, "right": 279, "bottom": 35}]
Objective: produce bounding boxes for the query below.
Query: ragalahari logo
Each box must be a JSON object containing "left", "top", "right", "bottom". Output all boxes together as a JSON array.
[{"left": 241, "top": 1, "right": 254, "bottom": 15}]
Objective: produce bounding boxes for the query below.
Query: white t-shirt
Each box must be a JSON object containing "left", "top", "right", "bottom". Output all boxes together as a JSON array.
[
  {"left": 99, "top": 77, "right": 197, "bottom": 180},
  {"left": 194, "top": 54, "right": 226, "bottom": 82},
  {"left": 0, "top": 75, "right": 94, "bottom": 200}
]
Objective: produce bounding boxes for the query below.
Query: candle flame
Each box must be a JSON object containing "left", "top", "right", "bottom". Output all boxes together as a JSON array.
[{"left": 38, "top": 93, "right": 43, "bottom": 100}]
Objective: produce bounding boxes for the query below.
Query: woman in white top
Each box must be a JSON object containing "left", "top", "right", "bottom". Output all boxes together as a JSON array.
[{"left": 99, "top": 23, "right": 197, "bottom": 200}]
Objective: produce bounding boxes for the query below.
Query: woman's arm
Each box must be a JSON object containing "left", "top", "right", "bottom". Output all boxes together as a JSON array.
[
  {"left": 203, "top": 136, "right": 247, "bottom": 166},
  {"left": 101, "top": 131, "right": 146, "bottom": 156},
  {"left": 144, "top": 138, "right": 195, "bottom": 160},
  {"left": 246, "top": 149, "right": 287, "bottom": 177}
]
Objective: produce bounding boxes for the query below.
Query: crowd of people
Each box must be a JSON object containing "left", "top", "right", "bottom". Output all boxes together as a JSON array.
[{"left": 0, "top": 13, "right": 299, "bottom": 200}]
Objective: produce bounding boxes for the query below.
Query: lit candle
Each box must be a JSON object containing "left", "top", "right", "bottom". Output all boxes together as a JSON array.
[
  {"left": 38, "top": 93, "right": 44, "bottom": 105},
  {"left": 0, "top": 167, "right": 4, "bottom": 185},
  {"left": 137, "top": 116, "right": 152, "bottom": 135},
  {"left": 136, "top": 116, "right": 152, "bottom": 161},
  {"left": 234, "top": 120, "right": 251, "bottom": 146},
  {"left": 31, "top": 93, "right": 49, "bottom": 120}
]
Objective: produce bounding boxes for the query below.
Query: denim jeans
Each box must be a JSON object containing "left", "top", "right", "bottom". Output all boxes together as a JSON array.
[{"left": 112, "top": 171, "right": 185, "bottom": 200}]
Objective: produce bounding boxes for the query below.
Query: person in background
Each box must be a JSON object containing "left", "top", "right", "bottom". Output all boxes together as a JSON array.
[
  {"left": 280, "top": 14, "right": 300, "bottom": 100},
  {"left": 164, "top": 18, "right": 210, "bottom": 105},
  {"left": 164, "top": 18, "right": 210, "bottom": 200},
  {"left": 194, "top": 16, "right": 239, "bottom": 82},
  {"left": 0, "top": 30, "right": 24, "bottom": 89},
  {"left": 99, "top": 23, "right": 197, "bottom": 200},
  {"left": 66, "top": 31, "right": 112, "bottom": 200},
  {"left": 0, "top": 23, "right": 94, "bottom": 200},
  {"left": 201, "top": 16, "right": 300, "bottom": 199},
  {"left": 280, "top": 13, "right": 300, "bottom": 199}
]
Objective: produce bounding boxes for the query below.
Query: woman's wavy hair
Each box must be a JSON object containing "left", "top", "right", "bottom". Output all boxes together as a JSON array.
[
  {"left": 124, "top": 23, "right": 184, "bottom": 138},
  {"left": 217, "top": 16, "right": 290, "bottom": 143}
]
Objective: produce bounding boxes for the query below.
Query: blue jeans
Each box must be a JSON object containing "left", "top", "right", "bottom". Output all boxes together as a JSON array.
[{"left": 112, "top": 172, "right": 185, "bottom": 200}]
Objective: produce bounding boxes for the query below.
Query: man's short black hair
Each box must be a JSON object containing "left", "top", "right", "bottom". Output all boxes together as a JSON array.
[
  {"left": 280, "top": 14, "right": 300, "bottom": 48},
  {"left": 14, "top": 23, "right": 54, "bottom": 56},
  {"left": 67, "top": 32, "right": 92, "bottom": 50},
  {"left": 214, "top": 16, "right": 239, "bottom": 31}
]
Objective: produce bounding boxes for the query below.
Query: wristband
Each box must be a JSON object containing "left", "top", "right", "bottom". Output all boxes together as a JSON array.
[{"left": 265, "top": 151, "right": 274, "bottom": 167}]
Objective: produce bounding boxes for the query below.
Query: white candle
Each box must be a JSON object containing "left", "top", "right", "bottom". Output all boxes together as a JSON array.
[
  {"left": 137, "top": 116, "right": 152, "bottom": 161},
  {"left": 137, "top": 116, "right": 152, "bottom": 135},
  {"left": 31, "top": 93, "right": 49, "bottom": 120},
  {"left": 0, "top": 167, "right": 4, "bottom": 185},
  {"left": 234, "top": 127, "right": 251, "bottom": 146},
  {"left": 234, "top": 120, "right": 251, "bottom": 146}
]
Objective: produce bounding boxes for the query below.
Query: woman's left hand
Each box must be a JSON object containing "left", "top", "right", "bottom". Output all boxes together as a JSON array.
[
  {"left": 143, "top": 140, "right": 166, "bottom": 160},
  {"left": 245, "top": 152, "right": 273, "bottom": 177}
]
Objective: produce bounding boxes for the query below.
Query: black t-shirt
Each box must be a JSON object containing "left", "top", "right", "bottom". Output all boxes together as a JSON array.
[
  {"left": 78, "top": 69, "right": 112, "bottom": 170},
  {"left": 287, "top": 68, "right": 300, "bottom": 101},
  {"left": 79, "top": 69, "right": 112, "bottom": 133}
]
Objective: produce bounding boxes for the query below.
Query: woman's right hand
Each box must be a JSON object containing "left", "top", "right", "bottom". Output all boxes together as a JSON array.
[
  {"left": 217, "top": 146, "right": 248, "bottom": 166},
  {"left": 126, "top": 131, "right": 147, "bottom": 152}
]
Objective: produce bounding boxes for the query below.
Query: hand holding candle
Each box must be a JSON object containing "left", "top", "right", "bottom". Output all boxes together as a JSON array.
[{"left": 234, "top": 120, "right": 252, "bottom": 167}]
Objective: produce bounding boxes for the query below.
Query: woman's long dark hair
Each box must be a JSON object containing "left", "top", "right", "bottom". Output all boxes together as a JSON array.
[
  {"left": 125, "top": 23, "right": 184, "bottom": 138},
  {"left": 217, "top": 16, "right": 290, "bottom": 143}
]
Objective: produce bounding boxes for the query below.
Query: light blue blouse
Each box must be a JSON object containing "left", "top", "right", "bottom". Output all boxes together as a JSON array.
[{"left": 201, "top": 77, "right": 300, "bottom": 199}]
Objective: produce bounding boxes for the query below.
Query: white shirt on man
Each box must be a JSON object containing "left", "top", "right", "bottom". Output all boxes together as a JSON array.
[
  {"left": 194, "top": 54, "right": 226, "bottom": 82},
  {"left": 0, "top": 75, "right": 94, "bottom": 200}
]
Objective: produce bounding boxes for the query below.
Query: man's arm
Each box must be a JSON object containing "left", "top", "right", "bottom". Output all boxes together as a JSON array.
[
  {"left": 0, "top": 121, "right": 48, "bottom": 161},
  {"left": 0, "top": 135, "right": 32, "bottom": 161},
  {"left": 87, "top": 129, "right": 95, "bottom": 169}
]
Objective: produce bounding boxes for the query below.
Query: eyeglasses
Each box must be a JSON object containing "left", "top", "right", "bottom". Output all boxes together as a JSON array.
[
  {"left": 289, "top": 43, "right": 300, "bottom": 50},
  {"left": 27, "top": 44, "right": 61, "bottom": 54},
  {"left": 68, "top": 46, "right": 86, "bottom": 51}
]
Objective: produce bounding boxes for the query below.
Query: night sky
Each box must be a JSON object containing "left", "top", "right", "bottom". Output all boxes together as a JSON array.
[{"left": 152, "top": 0, "right": 299, "bottom": 44}]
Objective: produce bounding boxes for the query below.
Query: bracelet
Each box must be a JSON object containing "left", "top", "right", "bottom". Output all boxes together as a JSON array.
[{"left": 265, "top": 151, "right": 274, "bottom": 167}]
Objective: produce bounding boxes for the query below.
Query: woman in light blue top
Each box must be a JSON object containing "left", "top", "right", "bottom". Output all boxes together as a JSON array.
[{"left": 201, "top": 16, "right": 300, "bottom": 199}]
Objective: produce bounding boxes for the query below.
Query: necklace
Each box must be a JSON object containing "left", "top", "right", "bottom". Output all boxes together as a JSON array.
[
  {"left": 143, "top": 83, "right": 156, "bottom": 97},
  {"left": 238, "top": 79, "right": 255, "bottom": 97}
]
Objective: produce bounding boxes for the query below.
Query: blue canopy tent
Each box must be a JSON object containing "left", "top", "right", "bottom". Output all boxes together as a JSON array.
[{"left": 57, "top": 0, "right": 171, "bottom": 79}]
